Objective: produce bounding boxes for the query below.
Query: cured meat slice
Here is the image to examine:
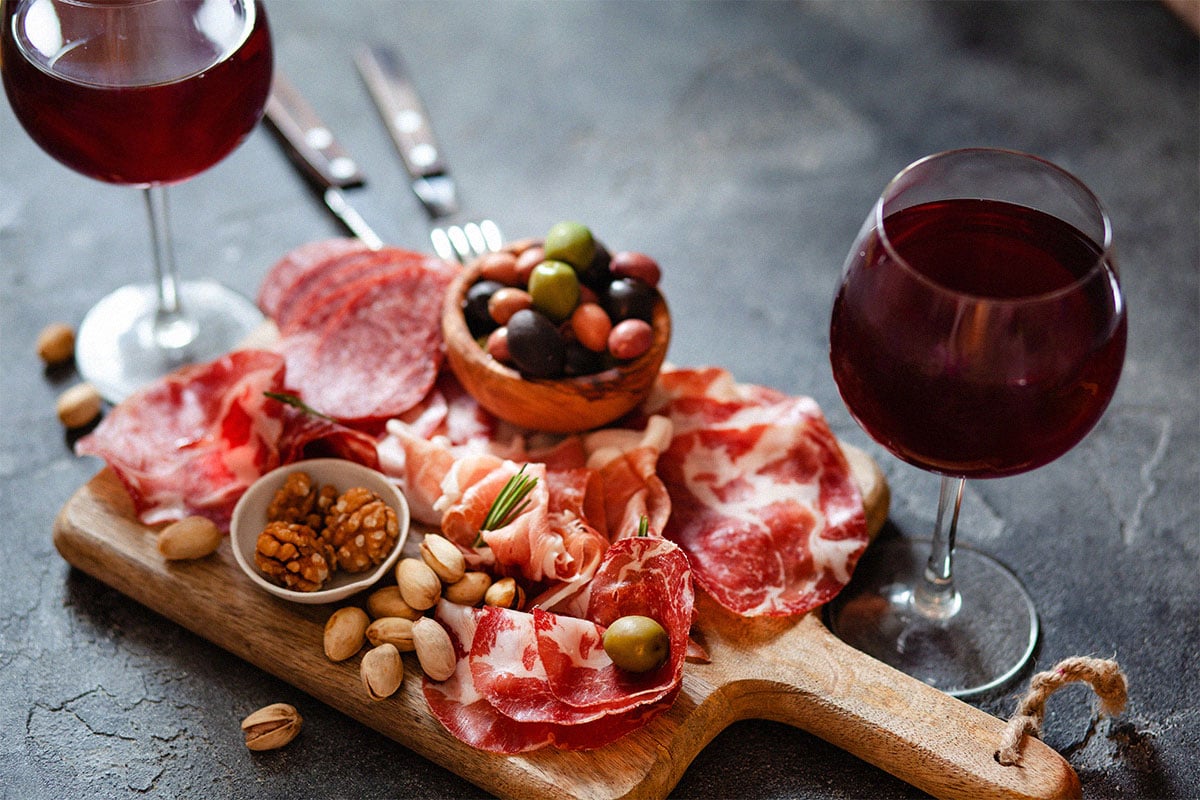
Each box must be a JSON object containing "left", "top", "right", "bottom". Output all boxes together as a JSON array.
[
  {"left": 277, "top": 248, "right": 445, "bottom": 335},
  {"left": 649, "top": 367, "right": 868, "bottom": 617},
  {"left": 75, "top": 349, "right": 380, "bottom": 530},
  {"left": 257, "top": 237, "right": 371, "bottom": 320},
  {"left": 274, "top": 255, "right": 457, "bottom": 424},
  {"left": 76, "top": 350, "right": 286, "bottom": 529},
  {"left": 427, "top": 601, "right": 678, "bottom": 753}
]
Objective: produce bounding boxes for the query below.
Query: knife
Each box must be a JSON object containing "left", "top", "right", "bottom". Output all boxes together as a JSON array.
[
  {"left": 354, "top": 45, "right": 460, "bottom": 221},
  {"left": 264, "top": 71, "right": 385, "bottom": 250}
]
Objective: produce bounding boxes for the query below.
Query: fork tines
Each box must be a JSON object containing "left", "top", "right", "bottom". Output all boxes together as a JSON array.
[{"left": 432, "top": 220, "right": 503, "bottom": 263}]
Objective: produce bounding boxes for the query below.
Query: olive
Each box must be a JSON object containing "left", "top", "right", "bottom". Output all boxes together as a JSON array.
[
  {"left": 506, "top": 309, "right": 565, "bottom": 378},
  {"left": 602, "top": 615, "right": 670, "bottom": 673},
  {"left": 464, "top": 279, "right": 504, "bottom": 337},
  {"left": 569, "top": 302, "right": 612, "bottom": 353},
  {"left": 603, "top": 277, "right": 657, "bottom": 323},
  {"left": 608, "top": 318, "right": 654, "bottom": 360},
  {"left": 542, "top": 220, "right": 596, "bottom": 270},
  {"left": 576, "top": 241, "right": 612, "bottom": 291},
  {"left": 609, "top": 250, "right": 661, "bottom": 288},
  {"left": 528, "top": 260, "right": 581, "bottom": 322},
  {"left": 563, "top": 339, "right": 606, "bottom": 377}
]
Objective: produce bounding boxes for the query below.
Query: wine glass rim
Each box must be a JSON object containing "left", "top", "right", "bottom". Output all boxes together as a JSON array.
[
  {"left": 873, "top": 147, "right": 1116, "bottom": 304},
  {"left": 7, "top": 0, "right": 258, "bottom": 90}
]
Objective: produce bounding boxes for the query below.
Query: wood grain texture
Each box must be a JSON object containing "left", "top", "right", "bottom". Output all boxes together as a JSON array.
[{"left": 52, "top": 445, "right": 1079, "bottom": 800}]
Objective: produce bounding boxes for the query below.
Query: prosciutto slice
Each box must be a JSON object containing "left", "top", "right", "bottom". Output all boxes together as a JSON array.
[
  {"left": 75, "top": 349, "right": 378, "bottom": 530},
  {"left": 648, "top": 367, "right": 868, "bottom": 617}
]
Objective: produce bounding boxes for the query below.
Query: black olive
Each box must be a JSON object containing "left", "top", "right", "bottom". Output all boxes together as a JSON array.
[
  {"left": 603, "top": 277, "right": 657, "bottom": 323},
  {"left": 506, "top": 309, "right": 566, "bottom": 378},
  {"left": 577, "top": 241, "right": 612, "bottom": 291},
  {"left": 463, "top": 279, "right": 504, "bottom": 337},
  {"left": 563, "top": 339, "right": 606, "bottom": 377}
]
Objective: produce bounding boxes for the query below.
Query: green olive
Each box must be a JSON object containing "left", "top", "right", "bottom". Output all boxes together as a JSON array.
[
  {"left": 543, "top": 220, "right": 596, "bottom": 270},
  {"left": 527, "top": 260, "right": 581, "bottom": 322},
  {"left": 602, "top": 615, "right": 670, "bottom": 673}
]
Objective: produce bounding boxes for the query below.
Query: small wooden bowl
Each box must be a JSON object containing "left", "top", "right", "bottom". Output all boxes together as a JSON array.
[{"left": 442, "top": 263, "right": 671, "bottom": 433}]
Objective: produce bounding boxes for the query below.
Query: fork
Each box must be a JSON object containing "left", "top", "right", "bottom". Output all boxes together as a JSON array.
[{"left": 355, "top": 46, "right": 503, "bottom": 262}]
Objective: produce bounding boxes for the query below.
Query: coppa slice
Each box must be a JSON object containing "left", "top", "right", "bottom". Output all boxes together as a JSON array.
[
  {"left": 425, "top": 601, "right": 674, "bottom": 753},
  {"left": 649, "top": 367, "right": 869, "bottom": 617}
]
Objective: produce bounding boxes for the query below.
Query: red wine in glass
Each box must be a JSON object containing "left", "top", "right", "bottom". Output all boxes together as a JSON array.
[
  {"left": 826, "top": 149, "right": 1126, "bottom": 697},
  {"left": 2, "top": 0, "right": 274, "bottom": 401}
]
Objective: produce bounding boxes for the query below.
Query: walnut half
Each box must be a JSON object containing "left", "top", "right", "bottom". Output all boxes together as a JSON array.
[
  {"left": 255, "top": 521, "right": 335, "bottom": 592},
  {"left": 323, "top": 487, "right": 399, "bottom": 573}
]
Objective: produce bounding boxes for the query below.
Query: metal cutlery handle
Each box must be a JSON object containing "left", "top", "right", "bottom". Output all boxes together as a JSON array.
[
  {"left": 265, "top": 72, "right": 366, "bottom": 190},
  {"left": 354, "top": 46, "right": 447, "bottom": 180}
]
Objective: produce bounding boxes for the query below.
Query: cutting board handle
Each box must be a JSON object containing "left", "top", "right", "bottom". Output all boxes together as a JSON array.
[{"left": 686, "top": 601, "right": 1081, "bottom": 800}]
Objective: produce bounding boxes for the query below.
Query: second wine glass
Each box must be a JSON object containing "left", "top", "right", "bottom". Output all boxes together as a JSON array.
[
  {"left": 827, "top": 148, "right": 1126, "bottom": 696},
  {"left": 2, "top": 0, "right": 274, "bottom": 402}
]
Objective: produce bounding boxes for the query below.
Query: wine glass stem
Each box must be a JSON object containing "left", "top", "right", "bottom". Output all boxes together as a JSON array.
[
  {"left": 143, "top": 185, "right": 198, "bottom": 352},
  {"left": 913, "top": 475, "right": 965, "bottom": 619}
]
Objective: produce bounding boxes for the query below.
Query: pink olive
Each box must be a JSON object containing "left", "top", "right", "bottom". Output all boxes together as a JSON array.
[
  {"left": 488, "top": 287, "right": 533, "bottom": 325},
  {"left": 608, "top": 318, "right": 653, "bottom": 360},
  {"left": 609, "top": 251, "right": 661, "bottom": 288},
  {"left": 514, "top": 245, "right": 546, "bottom": 285},
  {"left": 485, "top": 327, "right": 511, "bottom": 363},
  {"left": 570, "top": 302, "right": 612, "bottom": 353},
  {"left": 478, "top": 251, "right": 520, "bottom": 285}
]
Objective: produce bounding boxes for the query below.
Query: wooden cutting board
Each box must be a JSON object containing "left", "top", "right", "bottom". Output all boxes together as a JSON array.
[{"left": 52, "top": 445, "right": 1080, "bottom": 800}]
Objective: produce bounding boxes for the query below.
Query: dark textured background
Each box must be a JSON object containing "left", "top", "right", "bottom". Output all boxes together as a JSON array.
[{"left": 2, "top": 1, "right": 1196, "bottom": 798}]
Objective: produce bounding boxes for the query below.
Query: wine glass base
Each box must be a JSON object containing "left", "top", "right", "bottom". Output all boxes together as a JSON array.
[
  {"left": 826, "top": 538, "right": 1038, "bottom": 698},
  {"left": 75, "top": 281, "right": 264, "bottom": 403}
]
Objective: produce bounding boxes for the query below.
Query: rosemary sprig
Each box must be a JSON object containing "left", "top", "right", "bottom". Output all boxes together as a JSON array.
[
  {"left": 637, "top": 514, "right": 650, "bottom": 537},
  {"left": 474, "top": 465, "right": 538, "bottom": 547},
  {"left": 264, "top": 391, "right": 336, "bottom": 422}
]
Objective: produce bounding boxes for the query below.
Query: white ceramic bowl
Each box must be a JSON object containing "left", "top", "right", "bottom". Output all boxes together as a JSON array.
[{"left": 230, "top": 459, "right": 410, "bottom": 605}]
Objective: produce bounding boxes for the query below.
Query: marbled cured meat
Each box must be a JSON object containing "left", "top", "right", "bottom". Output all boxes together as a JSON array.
[
  {"left": 75, "top": 349, "right": 378, "bottom": 531},
  {"left": 425, "top": 537, "right": 691, "bottom": 752},
  {"left": 648, "top": 367, "right": 868, "bottom": 617}
]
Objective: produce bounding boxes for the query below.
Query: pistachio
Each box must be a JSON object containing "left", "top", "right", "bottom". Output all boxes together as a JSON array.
[
  {"left": 360, "top": 643, "right": 404, "bottom": 701},
  {"left": 366, "top": 585, "right": 422, "bottom": 621},
  {"left": 157, "top": 516, "right": 222, "bottom": 560},
  {"left": 412, "top": 616, "right": 456, "bottom": 681},
  {"left": 56, "top": 383, "right": 102, "bottom": 429},
  {"left": 443, "top": 571, "right": 492, "bottom": 606},
  {"left": 419, "top": 533, "right": 467, "bottom": 583},
  {"left": 396, "top": 557, "right": 441, "bottom": 611},
  {"left": 484, "top": 576, "right": 525, "bottom": 611},
  {"left": 241, "top": 702, "right": 302, "bottom": 751},
  {"left": 323, "top": 606, "right": 369, "bottom": 662},
  {"left": 365, "top": 616, "right": 415, "bottom": 651},
  {"left": 36, "top": 322, "right": 75, "bottom": 365}
]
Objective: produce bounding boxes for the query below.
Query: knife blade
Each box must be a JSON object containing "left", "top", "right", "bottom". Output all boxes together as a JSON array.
[
  {"left": 354, "top": 45, "right": 459, "bottom": 220},
  {"left": 264, "top": 71, "right": 385, "bottom": 250}
]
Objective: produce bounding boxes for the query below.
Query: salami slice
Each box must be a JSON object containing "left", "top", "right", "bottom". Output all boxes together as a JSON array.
[
  {"left": 276, "top": 247, "right": 441, "bottom": 335},
  {"left": 274, "top": 255, "right": 457, "bottom": 424},
  {"left": 257, "top": 237, "right": 371, "bottom": 320},
  {"left": 650, "top": 367, "right": 869, "bottom": 617}
]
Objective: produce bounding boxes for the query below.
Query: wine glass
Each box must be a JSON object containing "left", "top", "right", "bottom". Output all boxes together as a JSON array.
[
  {"left": 2, "top": 0, "right": 274, "bottom": 402},
  {"left": 826, "top": 148, "right": 1126, "bottom": 697}
]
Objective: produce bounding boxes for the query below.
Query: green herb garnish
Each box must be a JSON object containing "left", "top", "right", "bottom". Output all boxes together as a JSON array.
[
  {"left": 474, "top": 465, "right": 539, "bottom": 546},
  {"left": 264, "top": 391, "right": 335, "bottom": 421},
  {"left": 637, "top": 514, "right": 650, "bottom": 537}
]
